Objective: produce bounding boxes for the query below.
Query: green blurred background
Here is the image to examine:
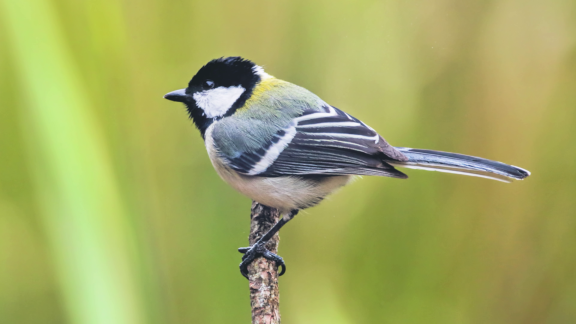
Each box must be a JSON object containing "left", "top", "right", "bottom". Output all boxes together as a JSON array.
[{"left": 1, "top": 0, "right": 575, "bottom": 323}]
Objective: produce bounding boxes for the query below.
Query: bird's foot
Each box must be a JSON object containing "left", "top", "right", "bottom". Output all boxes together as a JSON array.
[{"left": 238, "top": 243, "right": 286, "bottom": 279}]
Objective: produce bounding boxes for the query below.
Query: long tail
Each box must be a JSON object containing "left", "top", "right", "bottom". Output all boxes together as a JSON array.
[{"left": 389, "top": 147, "right": 530, "bottom": 182}]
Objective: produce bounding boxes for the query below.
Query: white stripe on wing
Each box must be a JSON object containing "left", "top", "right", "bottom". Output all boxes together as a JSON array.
[
  {"left": 293, "top": 106, "right": 337, "bottom": 122},
  {"left": 247, "top": 125, "right": 298, "bottom": 175},
  {"left": 297, "top": 121, "right": 362, "bottom": 128},
  {"left": 298, "top": 132, "right": 379, "bottom": 143}
]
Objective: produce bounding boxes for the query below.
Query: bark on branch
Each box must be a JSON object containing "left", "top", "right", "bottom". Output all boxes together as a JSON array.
[{"left": 248, "top": 202, "right": 281, "bottom": 324}]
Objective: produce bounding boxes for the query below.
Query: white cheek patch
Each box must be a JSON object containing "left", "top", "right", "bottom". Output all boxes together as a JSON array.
[{"left": 193, "top": 86, "right": 245, "bottom": 118}]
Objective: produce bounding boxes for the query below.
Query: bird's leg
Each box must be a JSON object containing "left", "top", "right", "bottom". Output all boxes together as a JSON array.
[{"left": 238, "top": 209, "right": 298, "bottom": 278}]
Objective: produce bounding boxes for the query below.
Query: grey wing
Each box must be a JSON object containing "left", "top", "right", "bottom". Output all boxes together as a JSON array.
[{"left": 221, "top": 105, "right": 408, "bottom": 178}]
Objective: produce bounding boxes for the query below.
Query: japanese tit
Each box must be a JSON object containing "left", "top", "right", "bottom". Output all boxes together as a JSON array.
[{"left": 164, "top": 57, "right": 530, "bottom": 277}]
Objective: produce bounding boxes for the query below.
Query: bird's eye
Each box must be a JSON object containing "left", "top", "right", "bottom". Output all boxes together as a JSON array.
[{"left": 203, "top": 80, "right": 215, "bottom": 89}]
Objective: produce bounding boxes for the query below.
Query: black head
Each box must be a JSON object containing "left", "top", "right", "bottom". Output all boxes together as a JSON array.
[{"left": 164, "top": 57, "right": 264, "bottom": 137}]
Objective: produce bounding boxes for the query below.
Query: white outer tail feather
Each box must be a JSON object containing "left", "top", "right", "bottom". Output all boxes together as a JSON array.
[{"left": 390, "top": 162, "right": 513, "bottom": 182}]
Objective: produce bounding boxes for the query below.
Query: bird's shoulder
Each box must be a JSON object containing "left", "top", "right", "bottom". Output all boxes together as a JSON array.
[{"left": 235, "top": 77, "right": 327, "bottom": 122}]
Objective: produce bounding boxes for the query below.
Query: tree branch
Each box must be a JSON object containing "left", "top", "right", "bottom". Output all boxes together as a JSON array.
[{"left": 247, "top": 202, "right": 281, "bottom": 324}]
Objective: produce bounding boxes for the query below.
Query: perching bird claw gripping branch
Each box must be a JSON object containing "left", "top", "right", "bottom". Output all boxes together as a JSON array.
[{"left": 246, "top": 202, "right": 282, "bottom": 324}]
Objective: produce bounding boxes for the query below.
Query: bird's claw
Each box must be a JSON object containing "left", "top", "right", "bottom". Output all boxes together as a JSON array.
[{"left": 238, "top": 243, "right": 286, "bottom": 278}]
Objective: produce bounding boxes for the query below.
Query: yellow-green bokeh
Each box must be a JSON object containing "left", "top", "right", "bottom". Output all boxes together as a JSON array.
[{"left": 1, "top": 0, "right": 575, "bottom": 323}]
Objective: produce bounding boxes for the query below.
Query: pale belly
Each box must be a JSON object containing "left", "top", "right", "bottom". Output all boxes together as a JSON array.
[{"left": 216, "top": 167, "right": 351, "bottom": 212}]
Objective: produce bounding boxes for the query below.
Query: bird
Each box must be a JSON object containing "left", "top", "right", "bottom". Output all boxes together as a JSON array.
[{"left": 164, "top": 56, "right": 530, "bottom": 278}]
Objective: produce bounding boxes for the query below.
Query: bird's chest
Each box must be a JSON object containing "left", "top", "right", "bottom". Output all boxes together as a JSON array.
[
  {"left": 204, "top": 124, "right": 266, "bottom": 202},
  {"left": 204, "top": 124, "right": 240, "bottom": 185}
]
